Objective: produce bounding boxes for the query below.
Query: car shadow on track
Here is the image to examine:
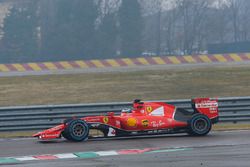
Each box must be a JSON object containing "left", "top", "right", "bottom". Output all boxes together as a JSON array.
[{"left": 36, "top": 133, "right": 213, "bottom": 144}]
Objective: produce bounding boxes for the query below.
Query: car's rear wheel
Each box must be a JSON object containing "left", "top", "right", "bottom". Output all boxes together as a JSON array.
[
  {"left": 188, "top": 114, "right": 211, "bottom": 136},
  {"left": 62, "top": 119, "right": 89, "bottom": 142}
]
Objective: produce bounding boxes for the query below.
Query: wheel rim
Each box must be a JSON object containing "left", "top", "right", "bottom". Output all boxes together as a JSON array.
[
  {"left": 72, "top": 123, "right": 85, "bottom": 137},
  {"left": 194, "top": 118, "right": 207, "bottom": 132}
]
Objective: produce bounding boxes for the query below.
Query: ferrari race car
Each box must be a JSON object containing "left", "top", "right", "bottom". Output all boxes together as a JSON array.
[{"left": 33, "top": 98, "right": 219, "bottom": 142}]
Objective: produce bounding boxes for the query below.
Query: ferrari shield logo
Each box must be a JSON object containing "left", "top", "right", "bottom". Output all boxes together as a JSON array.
[
  {"left": 103, "top": 117, "right": 109, "bottom": 124},
  {"left": 146, "top": 106, "right": 153, "bottom": 113}
]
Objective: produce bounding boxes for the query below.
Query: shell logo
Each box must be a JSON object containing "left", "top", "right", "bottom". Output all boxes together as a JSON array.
[
  {"left": 127, "top": 118, "right": 137, "bottom": 127},
  {"left": 103, "top": 117, "right": 109, "bottom": 124},
  {"left": 146, "top": 106, "right": 153, "bottom": 113}
]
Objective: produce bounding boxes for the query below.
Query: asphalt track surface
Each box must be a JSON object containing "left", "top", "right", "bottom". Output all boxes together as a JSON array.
[
  {"left": 1, "top": 61, "right": 250, "bottom": 77},
  {"left": 0, "top": 130, "right": 250, "bottom": 167}
]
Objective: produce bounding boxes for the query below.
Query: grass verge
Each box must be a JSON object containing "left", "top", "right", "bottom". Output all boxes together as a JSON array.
[
  {"left": 212, "top": 123, "right": 250, "bottom": 131},
  {"left": 0, "top": 65, "right": 250, "bottom": 107}
]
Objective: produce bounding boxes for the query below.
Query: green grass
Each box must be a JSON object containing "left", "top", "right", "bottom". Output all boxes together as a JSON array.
[
  {"left": 213, "top": 123, "right": 250, "bottom": 131},
  {"left": 0, "top": 132, "right": 35, "bottom": 138},
  {"left": 0, "top": 65, "right": 250, "bottom": 107}
]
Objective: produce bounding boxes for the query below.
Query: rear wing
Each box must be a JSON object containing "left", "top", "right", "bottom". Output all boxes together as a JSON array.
[{"left": 192, "top": 98, "right": 219, "bottom": 121}]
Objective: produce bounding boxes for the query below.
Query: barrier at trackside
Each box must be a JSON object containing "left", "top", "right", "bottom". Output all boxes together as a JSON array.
[{"left": 0, "top": 96, "right": 250, "bottom": 132}]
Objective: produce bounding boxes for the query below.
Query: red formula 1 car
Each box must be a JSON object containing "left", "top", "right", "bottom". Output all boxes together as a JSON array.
[{"left": 33, "top": 98, "right": 219, "bottom": 142}]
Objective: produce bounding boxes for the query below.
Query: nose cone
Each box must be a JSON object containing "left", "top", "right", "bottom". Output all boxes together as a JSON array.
[
  {"left": 32, "top": 124, "right": 65, "bottom": 140},
  {"left": 32, "top": 131, "right": 42, "bottom": 137}
]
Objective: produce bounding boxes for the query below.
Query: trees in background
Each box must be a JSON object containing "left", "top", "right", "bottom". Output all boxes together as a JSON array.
[
  {"left": 175, "top": 0, "right": 213, "bottom": 54},
  {"left": 118, "top": 0, "right": 143, "bottom": 57},
  {"left": 39, "top": 0, "right": 98, "bottom": 60},
  {"left": 0, "top": 1, "right": 38, "bottom": 62},
  {"left": 94, "top": 0, "right": 119, "bottom": 59},
  {"left": 95, "top": 12, "right": 118, "bottom": 59},
  {"left": 1, "top": 0, "right": 250, "bottom": 63},
  {"left": 144, "top": 0, "right": 250, "bottom": 55},
  {"left": 227, "top": 0, "right": 250, "bottom": 42}
]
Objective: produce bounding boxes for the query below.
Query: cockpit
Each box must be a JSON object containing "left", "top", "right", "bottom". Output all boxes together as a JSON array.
[
  {"left": 121, "top": 99, "right": 146, "bottom": 116},
  {"left": 121, "top": 108, "right": 132, "bottom": 113}
]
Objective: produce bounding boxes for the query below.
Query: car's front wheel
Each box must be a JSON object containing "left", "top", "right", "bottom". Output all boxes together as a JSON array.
[
  {"left": 62, "top": 119, "right": 89, "bottom": 142},
  {"left": 188, "top": 114, "right": 211, "bottom": 136}
]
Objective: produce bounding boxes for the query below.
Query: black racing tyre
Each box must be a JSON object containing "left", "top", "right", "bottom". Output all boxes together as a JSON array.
[
  {"left": 188, "top": 114, "right": 212, "bottom": 136},
  {"left": 61, "top": 118, "right": 73, "bottom": 140},
  {"left": 62, "top": 119, "right": 89, "bottom": 142}
]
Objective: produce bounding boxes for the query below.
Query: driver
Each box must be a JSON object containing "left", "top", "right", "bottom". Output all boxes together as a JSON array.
[
  {"left": 133, "top": 99, "right": 144, "bottom": 114},
  {"left": 133, "top": 99, "right": 141, "bottom": 109}
]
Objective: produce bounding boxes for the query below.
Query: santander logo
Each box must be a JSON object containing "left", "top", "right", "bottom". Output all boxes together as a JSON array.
[{"left": 195, "top": 101, "right": 218, "bottom": 108}]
